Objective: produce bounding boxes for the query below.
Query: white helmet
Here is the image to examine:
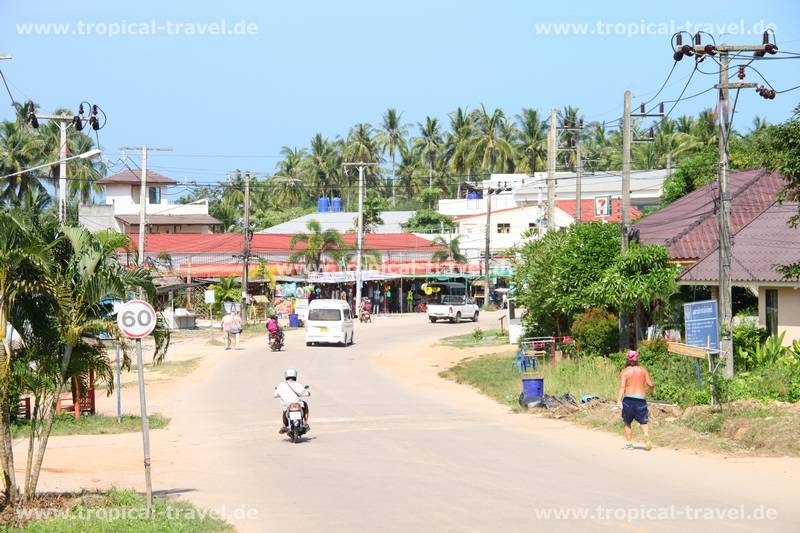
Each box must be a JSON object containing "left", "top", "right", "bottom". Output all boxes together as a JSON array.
[{"left": 284, "top": 368, "right": 298, "bottom": 380}]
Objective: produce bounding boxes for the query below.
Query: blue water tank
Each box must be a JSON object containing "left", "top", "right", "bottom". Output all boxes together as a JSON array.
[
  {"left": 332, "top": 197, "right": 342, "bottom": 212},
  {"left": 317, "top": 197, "right": 330, "bottom": 213},
  {"left": 466, "top": 191, "right": 478, "bottom": 199}
]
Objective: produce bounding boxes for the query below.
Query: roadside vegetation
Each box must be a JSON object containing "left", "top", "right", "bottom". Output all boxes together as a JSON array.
[
  {"left": 439, "top": 328, "right": 509, "bottom": 348},
  {"left": 11, "top": 414, "right": 169, "bottom": 439},
  {"left": 2, "top": 488, "right": 233, "bottom": 532}
]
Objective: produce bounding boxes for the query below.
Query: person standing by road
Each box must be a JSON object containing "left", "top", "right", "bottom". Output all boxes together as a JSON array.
[
  {"left": 221, "top": 310, "right": 235, "bottom": 350},
  {"left": 406, "top": 289, "right": 414, "bottom": 313},
  {"left": 616, "top": 350, "right": 654, "bottom": 450}
]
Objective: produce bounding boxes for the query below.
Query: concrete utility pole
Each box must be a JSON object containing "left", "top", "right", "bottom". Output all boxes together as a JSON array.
[
  {"left": 546, "top": 108, "right": 557, "bottom": 231},
  {"left": 33, "top": 113, "right": 92, "bottom": 222},
  {"left": 484, "top": 181, "right": 492, "bottom": 306},
  {"left": 120, "top": 146, "right": 173, "bottom": 271},
  {"left": 557, "top": 117, "right": 585, "bottom": 224},
  {"left": 242, "top": 171, "right": 251, "bottom": 322},
  {"left": 621, "top": 91, "right": 632, "bottom": 252},
  {"left": 676, "top": 36, "right": 768, "bottom": 378},
  {"left": 343, "top": 162, "right": 377, "bottom": 317}
]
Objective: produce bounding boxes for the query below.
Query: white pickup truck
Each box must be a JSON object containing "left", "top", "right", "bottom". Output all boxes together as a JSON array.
[{"left": 427, "top": 295, "right": 480, "bottom": 323}]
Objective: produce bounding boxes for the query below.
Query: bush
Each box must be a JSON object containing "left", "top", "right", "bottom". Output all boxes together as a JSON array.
[
  {"left": 726, "top": 364, "right": 800, "bottom": 403},
  {"left": 733, "top": 319, "right": 769, "bottom": 370},
  {"left": 471, "top": 327, "right": 484, "bottom": 342},
  {"left": 571, "top": 308, "right": 618, "bottom": 356}
]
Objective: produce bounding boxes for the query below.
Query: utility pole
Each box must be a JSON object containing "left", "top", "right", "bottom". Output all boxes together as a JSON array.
[
  {"left": 675, "top": 33, "right": 772, "bottom": 378},
  {"left": 242, "top": 171, "right": 251, "bottom": 322},
  {"left": 484, "top": 181, "right": 492, "bottom": 306},
  {"left": 619, "top": 93, "right": 664, "bottom": 349},
  {"left": 621, "top": 91, "right": 632, "bottom": 253},
  {"left": 546, "top": 108, "right": 557, "bottom": 232},
  {"left": 558, "top": 116, "right": 584, "bottom": 224},
  {"left": 343, "top": 162, "right": 377, "bottom": 317},
  {"left": 120, "top": 146, "right": 173, "bottom": 270},
  {"left": 31, "top": 109, "right": 98, "bottom": 222}
]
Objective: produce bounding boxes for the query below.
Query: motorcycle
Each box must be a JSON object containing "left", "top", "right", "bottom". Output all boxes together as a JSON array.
[
  {"left": 269, "top": 330, "right": 284, "bottom": 352},
  {"left": 359, "top": 299, "right": 372, "bottom": 323},
  {"left": 285, "top": 400, "right": 308, "bottom": 443}
]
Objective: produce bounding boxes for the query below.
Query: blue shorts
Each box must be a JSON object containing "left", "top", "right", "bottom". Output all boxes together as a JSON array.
[{"left": 622, "top": 397, "right": 649, "bottom": 425}]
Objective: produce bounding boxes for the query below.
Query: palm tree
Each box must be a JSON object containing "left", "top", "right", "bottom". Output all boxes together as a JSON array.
[
  {"left": 431, "top": 235, "right": 467, "bottom": 263},
  {"left": 307, "top": 133, "right": 339, "bottom": 201},
  {"left": 344, "top": 124, "right": 382, "bottom": 208},
  {"left": 273, "top": 147, "right": 308, "bottom": 206},
  {"left": 559, "top": 105, "right": 583, "bottom": 170},
  {"left": 414, "top": 116, "right": 444, "bottom": 189},
  {"left": 514, "top": 108, "right": 547, "bottom": 175},
  {"left": 0, "top": 120, "right": 46, "bottom": 206},
  {"left": 444, "top": 107, "right": 475, "bottom": 198},
  {"left": 377, "top": 109, "right": 408, "bottom": 206},
  {"left": 24, "top": 225, "right": 164, "bottom": 498},
  {"left": 288, "top": 219, "right": 348, "bottom": 272},
  {"left": 0, "top": 208, "right": 51, "bottom": 501},
  {"left": 751, "top": 116, "right": 769, "bottom": 133},
  {"left": 471, "top": 105, "right": 514, "bottom": 174}
]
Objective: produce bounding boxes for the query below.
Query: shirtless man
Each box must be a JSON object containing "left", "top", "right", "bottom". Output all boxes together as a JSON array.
[{"left": 616, "top": 350, "right": 655, "bottom": 450}]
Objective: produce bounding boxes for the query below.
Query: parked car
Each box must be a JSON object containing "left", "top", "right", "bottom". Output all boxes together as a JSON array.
[
  {"left": 305, "top": 299, "right": 355, "bottom": 346},
  {"left": 425, "top": 282, "right": 479, "bottom": 323}
]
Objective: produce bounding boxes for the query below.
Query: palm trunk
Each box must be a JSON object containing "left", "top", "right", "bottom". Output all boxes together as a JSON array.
[
  {"left": 0, "top": 299, "right": 18, "bottom": 504},
  {"left": 23, "top": 394, "right": 40, "bottom": 499},
  {"left": 27, "top": 343, "right": 72, "bottom": 498}
]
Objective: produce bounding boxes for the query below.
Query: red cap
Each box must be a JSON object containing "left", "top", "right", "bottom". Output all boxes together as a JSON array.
[{"left": 626, "top": 350, "right": 639, "bottom": 362}]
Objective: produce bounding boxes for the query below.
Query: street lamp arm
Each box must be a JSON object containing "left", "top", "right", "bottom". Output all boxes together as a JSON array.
[{"left": 0, "top": 149, "right": 101, "bottom": 180}]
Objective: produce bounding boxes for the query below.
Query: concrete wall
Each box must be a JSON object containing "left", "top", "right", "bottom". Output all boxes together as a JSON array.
[
  {"left": 758, "top": 286, "right": 800, "bottom": 346},
  {"left": 78, "top": 204, "right": 116, "bottom": 232}
]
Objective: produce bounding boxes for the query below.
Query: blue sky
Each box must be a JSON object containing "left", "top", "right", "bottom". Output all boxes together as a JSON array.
[{"left": 1, "top": 0, "right": 799, "bottom": 186}]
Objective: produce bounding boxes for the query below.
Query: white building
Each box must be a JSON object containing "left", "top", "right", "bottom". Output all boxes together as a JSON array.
[
  {"left": 259, "top": 210, "right": 416, "bottom": 234},
  {"left": 439, "top": 170, "right": 668, "bottom": 217},
  {"left": 79, "top": 169, "right": 221, "bottom": 234}
]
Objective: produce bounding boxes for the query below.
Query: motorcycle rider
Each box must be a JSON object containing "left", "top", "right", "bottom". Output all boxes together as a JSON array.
[
  {"left": 266, "top": 314, "right": 283, "bottom": 345},
  {"left": 274, "top": 368, "right": 310, "bottom": 434}
]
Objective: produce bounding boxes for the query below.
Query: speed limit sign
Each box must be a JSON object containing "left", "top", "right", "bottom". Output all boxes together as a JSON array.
[{"left": 117, "top": 300, "right": 157, "bottom": 339}]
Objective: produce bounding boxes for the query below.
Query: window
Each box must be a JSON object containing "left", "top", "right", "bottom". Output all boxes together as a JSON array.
[
  {"left": 148, "top": 187, "right": 161, "bottom": 204},
  {"left": 765, "top": 289, "right": 778, "bottom": 337},
  {"left": 309, "top": 308, "right": 342, "bottom": 321},
  {"left": 497, "top": 223, "right": 511, "bottom": 234}
]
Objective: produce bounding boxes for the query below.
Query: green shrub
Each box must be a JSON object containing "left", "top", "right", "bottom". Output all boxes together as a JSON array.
[
  {"left": 727, "top": 364, "right": 800, "bottom": 403},
  {"left": 471, "top": 327, "right": 484, "bottom": 342},
  {"left": 571, "top": 308, "right": 618, "bottom": 356},
  {"left": 733, "top": 318, "right": 768, "bottom": 370}
]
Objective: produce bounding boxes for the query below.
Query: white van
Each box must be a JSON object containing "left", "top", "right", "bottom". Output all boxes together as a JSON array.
[{"left": 305, "top": 299, "right": 355, "bottom": 346}]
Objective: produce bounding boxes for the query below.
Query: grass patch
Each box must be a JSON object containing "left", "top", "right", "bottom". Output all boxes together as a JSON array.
[
  {"left": 441, "top": 353, "right": 800, "bottom": 456},
  {"left": 11, "top": 414, "right": 169, "bottom": 439},
  {"left": 440, "top": 353, "right": 619, "bottom": 406},
  {"left": 4, "top": 487, "right": 233, "bottom": 532},
  {"left": 129, "top": 358, "right": 201, "bottom": 381},
  {"left": 439, "top": 329, "right": 509, "bottom": 348}
]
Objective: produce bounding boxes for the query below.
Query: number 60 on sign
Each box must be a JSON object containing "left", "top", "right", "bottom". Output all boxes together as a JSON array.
[{"left": 117, "top": 300, "right": 157, "bottom": 339}]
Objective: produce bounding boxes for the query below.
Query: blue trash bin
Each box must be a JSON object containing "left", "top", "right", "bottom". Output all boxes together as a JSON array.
[
  {"left": 288, "top": 313, "right": 299, "bottom": 328},
  {"left": 521, "top": 377, "right": 544, "bottom": 404}
]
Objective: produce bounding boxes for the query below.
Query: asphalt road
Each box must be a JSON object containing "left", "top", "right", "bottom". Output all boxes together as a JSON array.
[{"left": 32, "top": 312, "right": 800, "bottom": 532}]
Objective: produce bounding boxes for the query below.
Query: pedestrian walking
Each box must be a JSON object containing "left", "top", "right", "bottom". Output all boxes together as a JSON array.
[
  {"left": 616, "top": 350, "right": 654, "bottom": 450},
  {"left": 230, "top": 311, "right": 243, "bottom": 349},
  {"left": 221, "top": 310, "right": 235, "bottom": 350}
]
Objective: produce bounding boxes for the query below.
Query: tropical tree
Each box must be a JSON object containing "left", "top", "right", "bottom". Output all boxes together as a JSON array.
[
  {"left": 471, "top": 105, "right": 514, "bottom": 173},
  {"left": 514, "top": 108, "right": 547, "bottom": 174},
  {"left": 377, "top": 109, "right": 408, "bottom": 205},
  {"left": 288, "top": 219, "right": 348, "bottom": 272},
  {"left": 210, "top": 275, "right": 241, "bottom": 314},
  {"left": 273, "top": 147, "right": 308, "bottom": 206},
  {"left": 0, "top": 120, "right": 46, "bottom": 206},
  {"left": 414, "top": 116, "right": 444, "bottom": 190},
  {"left": 444, "top": 107, "right": 475, "bottom": 197},
  {"left": 431, "top": 235, "right": 467, "bottom": 263}
]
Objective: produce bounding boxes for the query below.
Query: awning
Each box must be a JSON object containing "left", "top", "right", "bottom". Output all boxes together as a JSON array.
[{"left": 307, "top": 270, "right": 400, "bottom": 284}]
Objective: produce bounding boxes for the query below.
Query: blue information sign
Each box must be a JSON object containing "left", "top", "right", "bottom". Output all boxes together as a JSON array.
[{"left": 683, "top": 300, "right": 719, "bottom": 351}]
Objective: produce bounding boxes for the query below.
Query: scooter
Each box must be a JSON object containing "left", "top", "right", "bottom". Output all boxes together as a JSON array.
[
  {"left": 359, "top": 299, "right": 372, "bottom": 323},
  {"left": 269, "top": 330, "right": 284, "bottom": 352},
  {"left": 285, "top": 401, "right": 308, "bottom": 443}
]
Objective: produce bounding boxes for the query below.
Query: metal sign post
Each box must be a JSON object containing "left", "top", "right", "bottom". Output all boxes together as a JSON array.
[
  {"left": 115, "top": 341, "right": 122, "bottom": 424},
  {"left": 117, "top": 299, "right": 157, "bottom": 515}
]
